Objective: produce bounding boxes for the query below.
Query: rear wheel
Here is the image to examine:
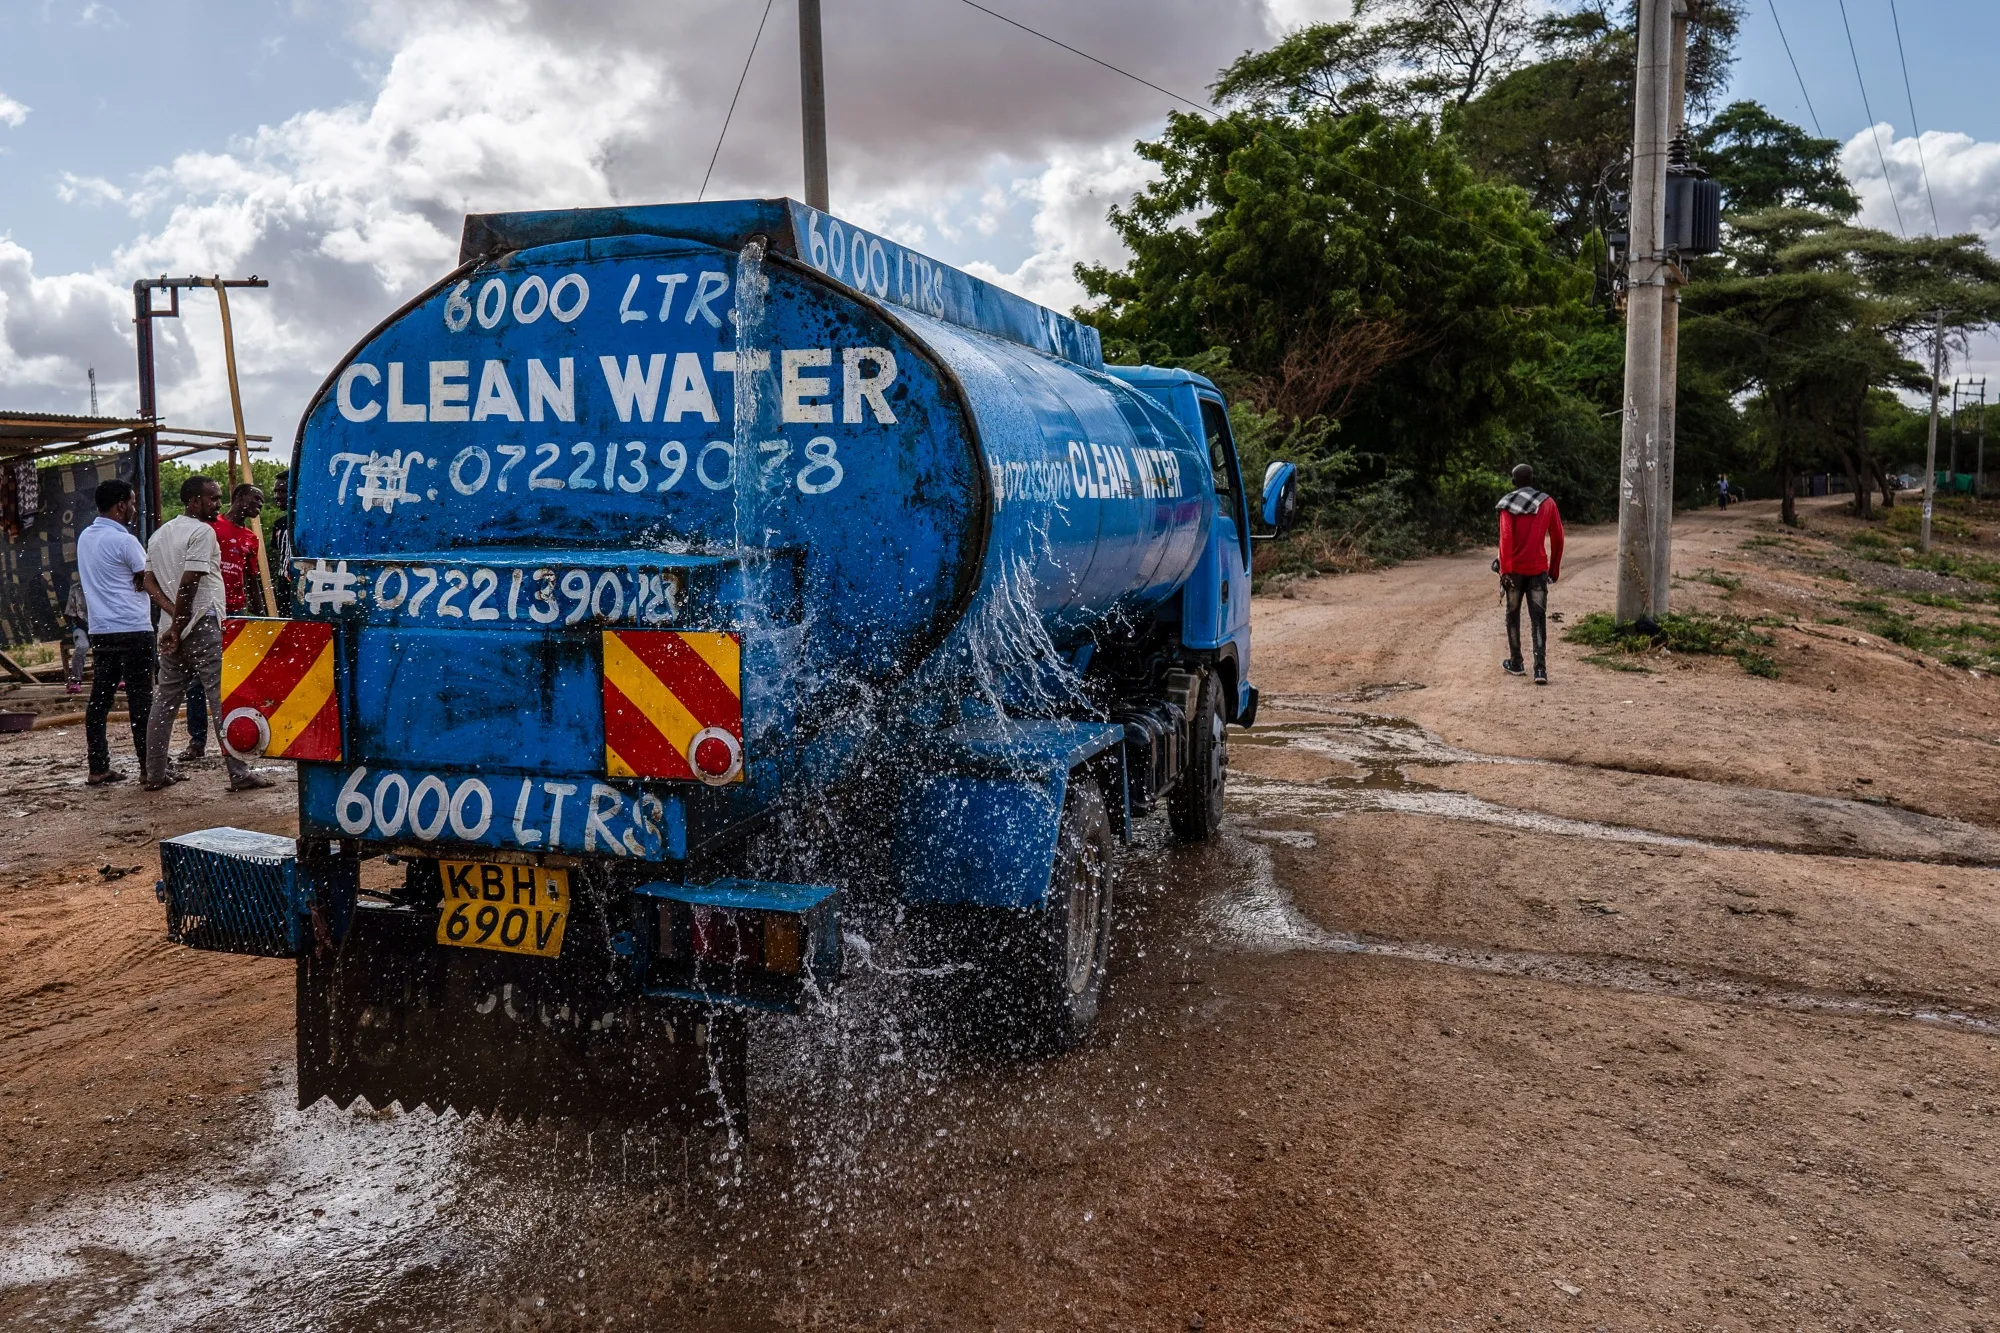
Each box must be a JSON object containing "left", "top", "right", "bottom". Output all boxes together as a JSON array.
[
  {"left": 1169, "top": 668, "right": 1227, "bottom": 843},
  {"left": 915, "top": 777, "right": 1115, "bottom": 1056}
]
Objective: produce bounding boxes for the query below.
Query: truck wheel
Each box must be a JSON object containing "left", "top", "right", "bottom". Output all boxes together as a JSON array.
[
  {"left": 1169, "top": 668, "right": 1227, "bottom": 843},
  {"left": 914, "top": 777, "right": 1115, "bottom": 1056}
]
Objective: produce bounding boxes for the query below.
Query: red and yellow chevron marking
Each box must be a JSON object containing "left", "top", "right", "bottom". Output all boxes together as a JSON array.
[
  {"left": 602, "top": 630, "right": 743, "bottom": 782},
  {"left": 219, "top": 618, "right": 341, "bottom": 762}
]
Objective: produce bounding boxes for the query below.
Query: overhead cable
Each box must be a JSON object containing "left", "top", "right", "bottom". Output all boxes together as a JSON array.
[
  {"left": 1835, "top": 0, "right": 1906, "bottom": 237},
  {"left": 1764, "top": 0, "right": 1822, "bottom": 137},
  {"left": 1887, "top": 0, "right": 1942, "bottom": 236},
  {"left": 700, "top": 0, "right": 776, "bottom": 202}
]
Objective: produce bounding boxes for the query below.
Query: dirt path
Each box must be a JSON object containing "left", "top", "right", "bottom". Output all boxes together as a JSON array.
[{"left": 4, "top": 498, "right": 1999, "bottom": 1331}]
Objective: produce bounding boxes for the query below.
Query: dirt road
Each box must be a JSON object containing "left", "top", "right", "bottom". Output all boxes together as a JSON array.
[{"left": 4, "top": 497, "right": 1999, "bottom": 1331}]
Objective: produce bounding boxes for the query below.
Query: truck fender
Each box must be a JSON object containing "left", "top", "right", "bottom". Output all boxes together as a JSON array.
[{"left": 891, "top": 719, "right": 1124, "bottom": 908}]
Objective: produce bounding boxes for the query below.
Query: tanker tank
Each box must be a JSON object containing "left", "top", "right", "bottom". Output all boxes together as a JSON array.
[{"left": 156, "top": 198, "right": 1299, "bottom": 1127}]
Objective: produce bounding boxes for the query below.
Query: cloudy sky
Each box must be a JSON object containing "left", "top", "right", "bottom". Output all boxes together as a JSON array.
[{"left": 1, "top": 0, "right": 1996, "bottom": 453}]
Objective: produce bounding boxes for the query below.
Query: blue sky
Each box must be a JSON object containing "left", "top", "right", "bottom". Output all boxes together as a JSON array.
[{"left": 1, "top": 0, "right": 1996, "bottom": 440}]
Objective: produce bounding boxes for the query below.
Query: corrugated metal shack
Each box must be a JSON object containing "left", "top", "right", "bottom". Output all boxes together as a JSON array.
[{"left": 0, "top": 413, "right": 142, "bottom": 656}]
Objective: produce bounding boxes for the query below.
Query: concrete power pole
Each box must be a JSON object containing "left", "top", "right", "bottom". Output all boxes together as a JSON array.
[
  {"left": 799, "top": 0, "right": 830, "bottom": 211},
  {"left": 1616, "top": 0, "right": 1675, "bottom": 624},
  {"left": 1650, "top": 0, "right": 1690, "bottom": 614},
  {"left": 1922, "top": 311, "right": 1943, "bottom": 552}
]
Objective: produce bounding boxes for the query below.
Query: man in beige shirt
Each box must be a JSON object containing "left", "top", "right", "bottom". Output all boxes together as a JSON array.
[{"left": 143, "top": 475, "right": 272, "bottom": 792}]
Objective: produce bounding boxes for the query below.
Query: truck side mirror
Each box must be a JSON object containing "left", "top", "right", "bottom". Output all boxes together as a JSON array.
[{"left": 1260, "top": 462, "right": 1299, "bottom": 539}]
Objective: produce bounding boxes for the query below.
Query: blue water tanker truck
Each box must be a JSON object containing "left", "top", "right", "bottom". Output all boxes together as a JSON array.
[{"left": 156, "top": 198, "right": 1298, "bottom": 1126}]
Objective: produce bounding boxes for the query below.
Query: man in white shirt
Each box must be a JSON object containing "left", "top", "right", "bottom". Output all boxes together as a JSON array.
[
  {"left": 142, "top": 475, "right": 272, "bottom": 792},
  {"left": 75, "top": 478, "right": 156, "bottom": 784}
]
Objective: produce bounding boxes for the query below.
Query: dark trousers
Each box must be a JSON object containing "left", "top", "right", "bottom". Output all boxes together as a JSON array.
[
  {"left": 185, "top": 679, "right": 207, "bottom": 751},
  {"left": 86, "top": 631, "right": 155, "bottom": 776},
  {"left": 1502, "top": 573, "right": 1549, "bottom": 671}
]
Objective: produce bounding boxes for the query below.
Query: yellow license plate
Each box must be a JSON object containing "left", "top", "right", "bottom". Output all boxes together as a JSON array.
[{"left": 436, "top": 861, "right": 570, "bottom": 958}]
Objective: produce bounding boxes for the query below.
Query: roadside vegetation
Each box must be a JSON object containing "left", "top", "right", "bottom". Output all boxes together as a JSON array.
[
  {"left": 1564, "top": 610, "right": 1779, "bottom": 677},
  {"left": 1076, "top": 1, "right": 2000, "bottom": 573}
]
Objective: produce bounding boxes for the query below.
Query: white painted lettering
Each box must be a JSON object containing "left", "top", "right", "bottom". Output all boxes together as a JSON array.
[
  {"left": 781, "top": 348, "right": 833, "bottom": 424},
  {"left": 472, "top": 360, "right": 524, "bottom": 422},
  {"left": 618, "top": 273, "right": 647, "bottom": 323},
  {"left": 843, "top": 347, "right": 897, "bottom": 424},
  {"left": 584, "top": 783, "right": 626, "bottom": 856},
  {"left": 429, "top": 360, "right": 470, "bottom": 423},
  {"left": 511, "top": 778, "right": 543, "bottom": 846},
  {"left": 685, "top": 270, "right": 730, "bottom": 327},
  {"left": 655, "top": 272, "right": 688, "bottom": 320},
  {"left": 386, "top": 363, "right": 427, "bottom": 423},
  {"left": 543, "top": 781, "right": 577, "bottom": 846},
  {"left": 600, "top": 353, "right": 667, "bottom": 423},
  {"left": 337, "top": 364, "right": 381, "bottom": 423},
  {"left": 662, "top": 352, "right": 719, "bottom": 423},
  {"left": 527, "top": 358, "right": 575, "bottom": 423}
]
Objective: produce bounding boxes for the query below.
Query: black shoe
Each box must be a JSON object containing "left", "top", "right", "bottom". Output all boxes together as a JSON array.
[
  {"left": 1533, "top": 664, "right": 1548, "bottom": 685},
  {"left": 1502, "top": 658, "right": 1526, "bottom": 677}
]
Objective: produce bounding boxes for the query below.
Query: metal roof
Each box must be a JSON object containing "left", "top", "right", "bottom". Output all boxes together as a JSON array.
[{"left": 0, "top": 411, "right": 144, "bottom": 459}]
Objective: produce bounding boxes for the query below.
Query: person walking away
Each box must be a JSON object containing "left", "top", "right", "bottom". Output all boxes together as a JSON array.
[
  {"left": 1496, "top": 463, "right": 1564, "bottom": 686},
  {"left": 62, "top": 578, "right": 88, "bottom": 695},
  {"left": 75, "top": 479, "right": 155, "bottom": 784},
  {"left": 1717, "top": 473, "right": 1731, "bottom": 509},
  {"left": 142, "top": 476, "right": 272, "bottom": 793}
]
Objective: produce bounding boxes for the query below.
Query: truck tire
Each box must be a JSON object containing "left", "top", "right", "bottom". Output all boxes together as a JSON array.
[
  {"left": 915, "top": 777, "right": 1115, "bottom": 1056},
  {"left": 1169, "top": 668, "right": 1227, "bottom": 843}
]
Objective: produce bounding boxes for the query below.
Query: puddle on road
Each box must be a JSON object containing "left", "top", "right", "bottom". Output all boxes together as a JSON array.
[
  {"left": 0, "top": 1087, "right": 475, "bottom": 1331},
  {"left": 1239, "top": 701, "right": 2000, "bottom": 868},
  {"left": 1206, "top": 828, "right": 1999, "bottom": 1038},
  {"left": 7, "top": 701, "right": 1998, "bottom": 1328}
]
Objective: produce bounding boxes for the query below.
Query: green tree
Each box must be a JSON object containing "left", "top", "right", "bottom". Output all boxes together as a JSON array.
[
  {"left": 1694, "top": 102, "right": 1858, "bottom": 216},
  {"left": 1076, "top": 107, "right": 1585, "bottom": 516}
]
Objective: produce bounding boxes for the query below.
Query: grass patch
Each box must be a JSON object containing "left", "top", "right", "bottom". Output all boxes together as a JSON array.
[
  {"left": 1581, "top": 653, "right": 1652, "bottom": 673},
  {"left": 1565, "top": 610, "right": 1780, "bottom": 677},
  {"left": 1905, "top": 591, "right": 1966, "bottom": 610},
  {"left": 1740, "top": 535, "right": 1785, "bottom": 550},
  {"left": 1687, "top": 567, "right": 1741, "bottom": 592},
  {"left": 1840, "top": 602, "right": 2000, "bottom": 671}
]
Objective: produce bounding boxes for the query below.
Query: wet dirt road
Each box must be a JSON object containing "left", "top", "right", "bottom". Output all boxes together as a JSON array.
[{"left": 5, "top": 498, "right": 2000, "bottom": 1331}]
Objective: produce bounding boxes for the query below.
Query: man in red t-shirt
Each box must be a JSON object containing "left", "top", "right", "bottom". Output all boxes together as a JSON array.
[
  {"left": 1495, "top": 463, "right": 1564, "bottom": 685},
  {"left": 212, "top": 482, "right": 264, "bottom": 614}
]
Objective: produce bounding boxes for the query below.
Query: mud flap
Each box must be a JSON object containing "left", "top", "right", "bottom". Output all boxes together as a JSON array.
[{"left": 298, "top": 901, "right": 745, "bottom": 1132}]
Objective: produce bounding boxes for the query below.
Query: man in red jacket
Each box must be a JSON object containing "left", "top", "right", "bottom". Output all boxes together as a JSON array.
[{"left": 1496, "top": 463, "right": 1564, "bottom": 685}]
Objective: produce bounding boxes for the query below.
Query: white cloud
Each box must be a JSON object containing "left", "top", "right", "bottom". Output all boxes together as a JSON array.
[
  {"left": 957, "top": 144, "right": 1161, "bottom": 312},
  {"left": 0, "top": 0, "right": 1321, "bottom": 439},
  {"left": 0, "top": 92, "right": 29, "bottom": 129},
  {"left": 1843, "top": 124, "right": 2000, "bottom": 387}
]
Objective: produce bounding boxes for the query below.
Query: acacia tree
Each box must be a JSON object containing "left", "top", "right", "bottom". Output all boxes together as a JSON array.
[{"left": 1076, "top": 107, "right": 1582, "bottom": 504}]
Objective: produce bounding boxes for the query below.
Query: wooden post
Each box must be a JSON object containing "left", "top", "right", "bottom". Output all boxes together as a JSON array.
[{"left": 211, "top": 279, "right": 278, "bottom": 615}]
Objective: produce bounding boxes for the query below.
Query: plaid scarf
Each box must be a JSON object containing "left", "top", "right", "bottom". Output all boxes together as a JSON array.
[{"left": 1496, "top": 486, "right": 1549, "bottom": 515}]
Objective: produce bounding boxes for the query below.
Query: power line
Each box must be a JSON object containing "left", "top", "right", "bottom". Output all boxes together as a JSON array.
[
  {"left": 1764, "top": 0, "right": 1822, "bottom": 137},
  {"left": 955, "top": 1, "right": 1211, "bottom": 115},
  {"left": 1887, "top": 0, "right": 1942, "bottom": 236},
  {"left": 953, "top": 0, "right": 1605, "bottom": 286},
  {"left": 699, "top": 0, "right": 776, "bottom": 203},
  {"left": 1835, "top": 0, "right": 1905, "bottom": 238}
]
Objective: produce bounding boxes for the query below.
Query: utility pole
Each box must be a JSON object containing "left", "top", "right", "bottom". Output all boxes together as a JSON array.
[
  {"left": 88, "top": 367, "right": 98, "bottom": 415},
  {"left": 1616, "top": 0, "right": 1674, "bottom": 624},
  {"left": 1951, "top": 378, "right": 1963, "bottom": 480},
  {"left": 130, "top": 275, "right": 268, "bottom": 537},
  {"left": 1650, "top": 0, "right": 1690, "bottom": 614},
  {"left": 1921, "top": 310, "right": 1943, "bottom": 552},
  {"left": 798, "top": 0, "right": 830, "bottom": 211},
  {"left": 1979, "top": 379, "right": 1988, "bottom": 499}
]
